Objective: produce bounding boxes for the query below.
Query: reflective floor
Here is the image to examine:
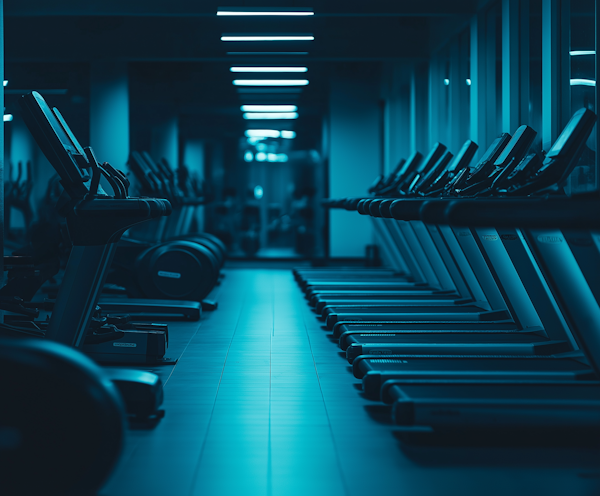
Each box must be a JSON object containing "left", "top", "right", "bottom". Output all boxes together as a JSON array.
[{"left": 101, "top": 268, "right": 600, "bottom": 496}]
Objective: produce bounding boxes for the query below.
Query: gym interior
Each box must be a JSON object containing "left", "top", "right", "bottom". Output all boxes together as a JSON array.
[{"left": 1, "top": 1, "right": 600, "bottom": 495}]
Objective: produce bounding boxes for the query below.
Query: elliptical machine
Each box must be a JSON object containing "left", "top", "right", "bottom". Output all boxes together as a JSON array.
[
  {"left": 0, "top": 91, "right": 176, "bottom": 495},
  {"left": 105, "top": 151, "right": 225, "bottom": 305}
]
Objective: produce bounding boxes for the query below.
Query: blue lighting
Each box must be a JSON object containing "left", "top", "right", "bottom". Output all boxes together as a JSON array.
[
  {"left": 231, "top": 67, "right": 308, "bottom": 73},
  {"left": 254, "top": 185, "right": 264, "bottom": 199},
  {"left": 267, "top": 153, "right": 289, "bottom": 163},
  {"left": 217, "top": 9, "right": 314, "bottom": 16},
  {"left": 466, "top": 78, "right": 472, "bottom": 86},
  {"left": 570, "top": 79, "right": 596, "bottom": 87},
  {"left": 443, "top": 79, "right": 450, "bottom": 86},
  {"left": 244, "top": 129, "right": 296, "bottom": 139},
  {"left": 243, "top": 112, "right": 298, "bottom": 120},
  {"left": 227, "top": 52, "right": 309, "bottom": 56},
  {"left": 241, "top": 105, "right": 298, "bottom": 112},
  {"left": 256, "top": 152, "right": 267, "bottom": 162},
  {"left": 245, "top": 129, "right": 280, "bottom": 138},
  {"left": 570, "top": 50, "right": 595, "bottom": 56},
  {"left": 233, "top": 80, "right": 309, "bottom": 87},
  {"left": 4, "top": 114, "right": 13, "bottom": 122},
  {"left": 222, "top": 36, "right": 314, "bottom": 42},
  {"left": 244, "top": 151, "right": 254, "bottom": 162}
]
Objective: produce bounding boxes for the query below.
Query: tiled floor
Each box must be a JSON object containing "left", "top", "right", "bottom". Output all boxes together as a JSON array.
[{"left": 101, "top": 268, "right": 600, "bottom": 496}]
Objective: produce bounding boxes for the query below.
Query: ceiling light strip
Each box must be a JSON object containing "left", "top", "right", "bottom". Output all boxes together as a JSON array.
[
  {"left": 243, "top": 112, "right": 299, "bottom": 120},
  {"left": 230, "top": 67, "right": 308, "bottom": 73},
  {"left": 241, "top": 105, "right": 298, "bottom": 112},
  {"left": 233, "top": 80, "right": 309, "bottom": 86},
  {"left": 222, "top": 36, "right": 314, "bottom": 42}
]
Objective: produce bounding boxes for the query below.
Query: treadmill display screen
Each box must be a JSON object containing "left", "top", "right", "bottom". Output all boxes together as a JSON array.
[{"left": 545, "top": 108, "right": 592, "bottom": 158}]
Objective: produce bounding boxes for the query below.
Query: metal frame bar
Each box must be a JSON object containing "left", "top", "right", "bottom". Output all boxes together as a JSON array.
[
  {"left": 503, "top": 0, "right": 521, "bottom": 133},
  {"left": 471, "top": 10, "right": 488, "bottom": 161},
  {"left": 485, "top": 5, "right": 499, "bottom": 146},
  {"left": 542, "top": 0, "right": 571, "bottom": 150},
  {"left": 428, "top": 52, "right": 441, "bottom": 150},
  {"left": 449, "top": 38, "right": 462, "bottom": 152},
  {"left": 0, "top": 0, "right": 4, "bottom": 283},
  {"left": 596, "top": 0, "right": 599, "bottom": 189}
]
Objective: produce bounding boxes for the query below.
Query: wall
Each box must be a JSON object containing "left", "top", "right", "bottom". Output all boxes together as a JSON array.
[
  {"left": 89, "top": 61, "right": 129, "bottom": 169},
  {"left": 328, "top": 66, "right": 381, "bottom": 258}
]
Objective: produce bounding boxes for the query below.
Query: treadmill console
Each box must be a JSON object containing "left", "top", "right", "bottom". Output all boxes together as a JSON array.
[
  {"left": 446, "top": 133, "right": 511, "bottom": 194},
  {"left": 377, "top": 151, "right": 423, "bottom": 196},
  {"left": 507, "top": 108, "right": 597, "bottom": 195},
  {"left": 424, "top": 140, "right": 478, "bottom": 195},
  {"left": 398, "top": 143, "right": 447, "bottom": 195},
  {"left": 20, "top": 92, "right": 92, "bottom": 200},
  {"left": 459, "top": 126, "right": 536, "bottom": 196}
]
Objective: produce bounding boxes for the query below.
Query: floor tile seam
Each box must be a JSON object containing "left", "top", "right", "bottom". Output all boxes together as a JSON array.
[
  {"left": 187, "top": 274, "right": 252, "bottom": 496},
  {"left": 267, "top": 270, "right": 275, "bottom": 496},
  {"left": 298, "top": 277, "right": 352, "bottom": 496},
  {"left": 162, "top": 321, "right": 204, "bottom": 388}
]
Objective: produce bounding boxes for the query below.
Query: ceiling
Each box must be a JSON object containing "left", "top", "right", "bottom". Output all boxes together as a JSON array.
[{"left": 4, "top": 1, "right": 481, "bottom": 149}]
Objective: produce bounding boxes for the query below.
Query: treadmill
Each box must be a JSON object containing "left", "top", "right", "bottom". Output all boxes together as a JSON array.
[
  {"left": 17, "top": 90, "right": 170, "bottom": 416},
  {"left": 341, "top": 163, "right": 577, "bottom": 359},
  {"left": 330, "top": 124, "right": 580, "bottom": 342},
  {"left": 319, "top": 128, "right": 538, "bottom": 329},
  {"left": 298, "top": 143, "right": 448, "bottom": 293},
  {"left": 313, "top": 141, "right": 479, "bottom": 314},
  {"left": 318, "top": 140, "right": 510, "bottom": 326},
  {"left": 351, "top": 107, "right": 597, "bottom": 398},
  {"left": 381, "top": 194, "right": 600, "bottom": 433},
  {"left": 303, "top": 132, "right": 529, "bottom": 314}
]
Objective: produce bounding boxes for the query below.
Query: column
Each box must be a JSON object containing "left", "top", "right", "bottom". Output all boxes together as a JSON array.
[
  {"left": 328, "top": 68, "right": 381, "bottom": 257},
  {"left": 90, "top": 61, "right": 129, "bottom": 169}
]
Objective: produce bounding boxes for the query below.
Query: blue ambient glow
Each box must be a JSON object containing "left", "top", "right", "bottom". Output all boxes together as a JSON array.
[
  {"left": 570, "top": 79, "right": 596, "bottom": 87},
  {"left": 222, "top": 36, "right": 314, "bottom": 42},
  {"left": 241, "top": 105, "right": 298, "bottom": 112},
  {"left": 233, "top": 80, "right": 309, "bottom": 86},
  {"left": 231, "top": 67, "right": 308, "bottom": 73},
  {"left": 243, "top": 112, "right": 299, "bottom": 120}
]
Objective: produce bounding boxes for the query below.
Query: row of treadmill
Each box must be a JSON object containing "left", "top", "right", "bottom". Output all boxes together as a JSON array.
[
  {"left": 0, "top": 91, "right": 226, "bottom": 495},
  {"left": 295, "top": 106, "right": 600, "bottom": 439}
]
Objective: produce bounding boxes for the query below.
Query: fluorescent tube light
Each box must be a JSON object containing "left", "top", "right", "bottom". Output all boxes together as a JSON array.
[
  {"left": 244, "top": 151, "right": 254, "bottom": 162},
  {"left": 231, "top": 67, "right": 308, "bottom": 73},
  {"left": 233, "top": 80, "right": 309, "bottom": 86},
  {"left": 222, "top": 36, "right": 314, "bottom": 42},
  {"left": 267, "top": 153, "right": 288, "bottom": 163},
  {"left": 256, "top": 152, "right": 267, "bottom": 162},
  {"left": 280, "top": 131, "right": 296, "bottom": 139},
  {"left": 217, "top": 8, "right": 313, "bottom": 16},
  {"left": 227, "top": 52, "right": 309, "bottom": 56},
  {"left": 244, "top": 112, "right": 298, "bottom": 120},
  {"left": 245, "top": 129, "right": 281, "bottom": 138},
  {"left": 3, "top": 81, "right": 7, "bottom": 87},
  {"left": 570, "top": 79, "right": 596, "bottom": 87},
  {"left": 4, "top": 114, "right": 13, "bottom": 122},
  {"left": 570, "top": 50, "right": 595, "bottom": 56},
  {"left": 241, "top": 105, "right": 297, "bottom": 112}
]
